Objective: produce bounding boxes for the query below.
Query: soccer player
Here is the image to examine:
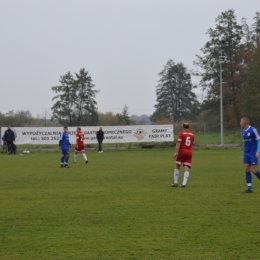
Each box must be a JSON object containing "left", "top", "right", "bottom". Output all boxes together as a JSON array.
[
  {"left": 171, "top": 122, "right": 194, "bottom": 188},
  {"left": 59, "top": 126, "right": 71, "bottom": 168},
  {"left": 74, "top": 127, "right": 88, "bottom": 163},
  {"left": 240, "top": 117, "right": 260, "bottom": 193}
]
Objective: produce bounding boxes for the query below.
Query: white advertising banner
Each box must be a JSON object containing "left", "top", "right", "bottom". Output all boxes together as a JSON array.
[{"left": 1, "top": 125, "right": 173, "bottom": 145}]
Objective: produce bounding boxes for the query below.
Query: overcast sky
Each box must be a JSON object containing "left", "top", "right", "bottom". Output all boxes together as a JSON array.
[{"left": 0, "top": 0, "right": 259, "bottom": 118}]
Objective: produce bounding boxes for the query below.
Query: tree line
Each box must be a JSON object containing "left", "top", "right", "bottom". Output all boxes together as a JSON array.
[
  {"left": 151, "top": 9, "right": 260, "bottom": 129},
  {"left": 0, "top": 9, "right": 259, "bottom": 130},
  {"left": 0, "top": 108, "right": 151, "bottom": 128}
]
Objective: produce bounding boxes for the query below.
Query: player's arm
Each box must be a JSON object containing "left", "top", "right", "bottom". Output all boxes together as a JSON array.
[
  {"left": 173, "top": 142, "right": 180, "bottom": 159},
  {"left": 75, "top": 136, "right": 79, "bottom": 148},
  {"left": 254, "top": 126, "right": 260, "bottom": 157},
  {"left": 256, "top": 139, "right": 260, "bottom": 158},
  {"left": 59, "top": 133, "right": 63, "bottom": 148}
]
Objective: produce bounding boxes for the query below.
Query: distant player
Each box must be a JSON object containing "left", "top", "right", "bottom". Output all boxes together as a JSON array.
[
  {"left": 74, "top": 127, "right": 88, "bottom": 163},
  {"left": 59, "top": 126, "right": 71, "bottom": 168},
  {"left": 240, "top": 117, "right": 260, "bottom": 193},
  {"left": 171, "top": 122, "right": 194, "bottom": 188}
]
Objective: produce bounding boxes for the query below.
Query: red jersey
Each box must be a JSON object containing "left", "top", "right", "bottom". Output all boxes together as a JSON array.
[
  {"left": 76, "top": 132, "right": 84, "bottom": 145},
  {"left": 75, "top": 131, "right": 85, "bottom": 152},
  {"left": 177, "top": 130, "right": 194, "bottom": 150}
]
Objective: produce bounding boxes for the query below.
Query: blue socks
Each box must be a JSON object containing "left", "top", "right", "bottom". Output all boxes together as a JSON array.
[
  {"left": 245, "top": 171, "right": 260, "bottom": 190},
  {"left": 246, "top": 171, "right": 252, "bottom": 190},
  {"left": 255, "top": 171, "right": 260, "bottom": 179},
  {"left": 61, "top": 156, "right": 69, "bottom": 165}
]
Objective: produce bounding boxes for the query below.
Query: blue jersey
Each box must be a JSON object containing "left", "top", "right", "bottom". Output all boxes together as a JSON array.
[
  {"left": 59, "top": 132, "right": 70, "bottom": 149},
  {"left": 242, "top": 126, "right": 260, "bottom": 154}
]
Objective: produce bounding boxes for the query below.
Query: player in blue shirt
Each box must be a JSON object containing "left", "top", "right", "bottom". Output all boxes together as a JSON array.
[
  {"left": 241, "top": 117, "right": 260, "bottom": 193},
  {"left": 59, "top": 126, "right": 71, "bottom": 168}
]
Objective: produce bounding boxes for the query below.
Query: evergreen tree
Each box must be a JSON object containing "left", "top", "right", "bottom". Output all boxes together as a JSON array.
[
  {"left": 194, "top": 9, "right": 244, "bottom": 127},
  {"left": 241, "top": 18, "right": 254, "bottom": 51},
  {"left": 51, "top": 68, "right": 99, "bottom": 126},
  {"left": 51, "top": 71, "right": 75, "bottom": 126},
  {"left": 252, "top": 12, "right": 260, "bottom": 45},
  {"left": 151, "top": 60, "right": 197, "bottom": 123},
  {"left": 116, "top": 104, "right": 132, "bottom": 125},
  {"left": 241, "top": 43, "right": 260, "bottom": 125},
  {"left": 74, "top": 68, "right": 99, "bottom": 126}
]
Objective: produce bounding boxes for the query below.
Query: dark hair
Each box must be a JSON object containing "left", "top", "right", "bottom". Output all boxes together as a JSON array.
[
  {"left": 77, "top": 127, "right": 81, "bottom": 131},
  {"left": 64, "top": 126, "right": 68, "bottom": 129},
  {"left": 183, "top": 123, "right": 189, "bottom": 129}
]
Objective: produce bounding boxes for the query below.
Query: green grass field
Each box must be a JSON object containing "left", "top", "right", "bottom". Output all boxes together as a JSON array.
[{"left": 1, "top": 148, "right": 259, "bottom": 260}]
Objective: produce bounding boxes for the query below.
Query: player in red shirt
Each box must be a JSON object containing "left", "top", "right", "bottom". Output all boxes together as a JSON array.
[
  {"left": 74, "top": 127, "right": 88, "bottom": 163},
  {"left": 171, "top": 122, "right": 194, "bottom": 188}
]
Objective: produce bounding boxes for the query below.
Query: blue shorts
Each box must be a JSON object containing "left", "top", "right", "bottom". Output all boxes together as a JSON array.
[
  {"left": 61, "top": 148, "right": 70, "bottom": 155},
  {"left": 244, "top": 153, "right": 258, "bottom": 166}
]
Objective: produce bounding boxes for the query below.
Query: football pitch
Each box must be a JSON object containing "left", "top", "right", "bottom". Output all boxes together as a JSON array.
[{"left": 1, "top": 148, "right": 260, "bottom": 260}]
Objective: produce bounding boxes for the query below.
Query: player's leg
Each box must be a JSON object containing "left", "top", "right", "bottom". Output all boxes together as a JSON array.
[
  {"left": 78, "top": 145, "right": 88, "bottom": 162},
  {"left": 244, "top": 154, "right": 253, "bottom": 192},
  {"left": 60, "top": 153, "right": 65, "bottom": 167},
  {"left": 181, "top": 165, "right": 191, "bottom": 187},
  {"left": 64, "top": 152, "right": 70, "bottom": 168},
  {"left": 172, "top": 151, "right": 182, "bottom": 187},
  {"left": 61, "top": 148, "right": 70, "bottom": 168},
  {"left": 181, "top": 152, "right": 192, "bottom": 187},
  {"left": 172, "top": 163, "right": 180, "bottom": 187},
  {"left": 244, "top": 164, "right": 252, "bottom": 192},
  {"left": 252, "top": 166, "right": 260, "bottom": 179},
  {"left": 81, "top": 151, "right": 88, "bottom": 163},
  {"left": 74, "top": 151, "right": 78, "bottom": 163},
  {"left": 250, "top": 155, "right": 260, "bottom": 179}
]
